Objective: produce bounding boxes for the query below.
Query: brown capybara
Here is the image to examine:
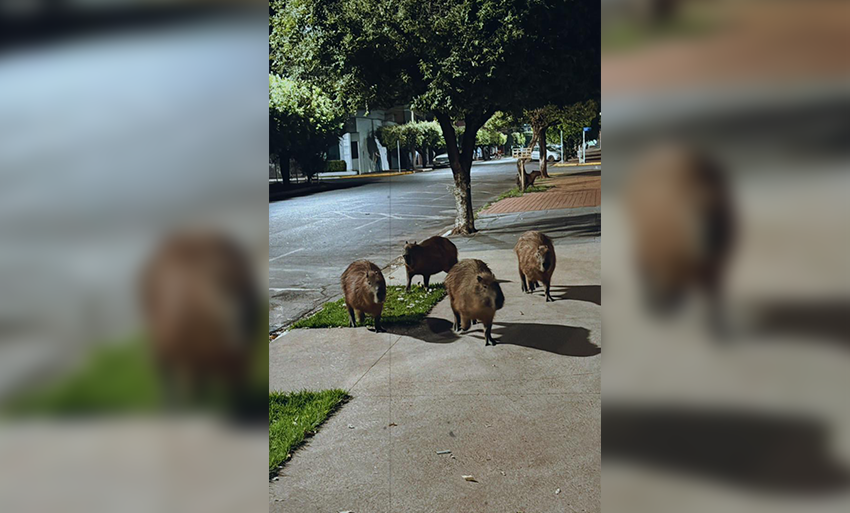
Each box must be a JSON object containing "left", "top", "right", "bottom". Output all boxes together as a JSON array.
[
  {"left": 140, "top": 231, "right": 260, "bottom": 410},
  {"left": 627, "top": 144, "right": 735, "bottom": 331},
  {"left": 445, "top": 259, "right": 505, "bottom": 346},
  {"left": 341, "top": 260, "right": 387, "bottom": 332},
  {"left": 402, "top": 236, "right": 458, "bottom": 290},
  {"left": 515, "top": 230, "right": 557, "bottom": 302},
  {"left": 516, "top": 170, "right": 542, "bottom": 190}
]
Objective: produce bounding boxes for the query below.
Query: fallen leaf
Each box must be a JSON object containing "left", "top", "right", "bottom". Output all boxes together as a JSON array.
[{"left": 388, "top": 422, "right": 398, "bottom": 427}]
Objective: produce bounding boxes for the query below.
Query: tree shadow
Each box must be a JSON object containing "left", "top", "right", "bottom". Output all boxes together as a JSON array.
[
  {"left": 550, "top": 285, "right": 601, "bottom": 305},
  {"left": 604, "top": 404, "right": 850, "bottom": 494},
  {"left": 485, "top": 322, "right": 599, "bottom": 356}
]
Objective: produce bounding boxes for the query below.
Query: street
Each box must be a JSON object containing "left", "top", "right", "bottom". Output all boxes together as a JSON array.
[{"left": 269, "top": 158, "right": 548, "bottom": 329}]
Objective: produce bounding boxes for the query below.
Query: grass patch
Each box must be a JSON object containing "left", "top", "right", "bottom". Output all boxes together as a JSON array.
[
  {"left": 477, "top": 184, "right": 553, "bottom": 217},
  {"left": 269, "top": 389, "right": 349, "bottom": 474},
  {"left": 290, "top": 284, "right": 446, "bottom": 329}
]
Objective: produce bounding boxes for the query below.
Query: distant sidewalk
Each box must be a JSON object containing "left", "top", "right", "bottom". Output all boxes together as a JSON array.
[
  {"left": 479, "top": 172, "right": 601, "bottom": 215},
  {"left": 270, "top": 203, "right": 600, "bottom": 512}
]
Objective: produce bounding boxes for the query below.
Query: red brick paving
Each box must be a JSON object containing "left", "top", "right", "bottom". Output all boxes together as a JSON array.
[{"left": 480, "top": 175, "right": 601, "bottom": 216}]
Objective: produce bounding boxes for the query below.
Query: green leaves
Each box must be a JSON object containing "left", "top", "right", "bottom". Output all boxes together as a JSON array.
[{"left": 376, "top": 121, "right": 444, "bottom": 151}]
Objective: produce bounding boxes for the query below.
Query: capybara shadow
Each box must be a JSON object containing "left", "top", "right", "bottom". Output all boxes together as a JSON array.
[
  {"left": 488, "top": 323, "right": 599, "bottom": 356},
  {"left": 550, "top": 285, "right": 601, "bottom": 305},
  {"left": 604, "top": 404, "right": 850, "bottom": 494},
  {"left": 403, "top": 317, "right": 461, "bottom": 344},
  {"left": 751, "top": 299, "right": 850, "bottom": 347}
]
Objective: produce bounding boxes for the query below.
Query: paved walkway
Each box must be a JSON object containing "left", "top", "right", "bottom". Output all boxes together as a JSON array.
[
  {"left": 480, "top": 172, "right": 601, "bottom": 215},
  {"left": 269, "top": 206, "right": 601, "bottom": 512}
]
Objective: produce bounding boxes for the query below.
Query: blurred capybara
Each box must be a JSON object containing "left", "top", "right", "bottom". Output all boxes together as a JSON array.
[
  {"left": 445, "top": 259, "right": 505, "bottom": 346},
  {"left": 342, "top": 260, "right": 387, "bottom": 332},
  {"left": 402, "top": 236, "right": 458, "bottom": 290},
  {"left": 627, "top": 144, "right": 735, "bottom": 328},
  {"left": 516, "top": 170, "right": 542, "bottom": 189},
  {"left": 141, "top": 231, "right": 260, "bottom": 408},
  {"left": 515, "top": 230, "right": 557, "bottom": 302}
]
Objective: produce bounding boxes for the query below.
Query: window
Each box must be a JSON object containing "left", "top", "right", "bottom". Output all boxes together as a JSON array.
[{"left": 350, "top": 141, "right": 359, "bottom": 159}]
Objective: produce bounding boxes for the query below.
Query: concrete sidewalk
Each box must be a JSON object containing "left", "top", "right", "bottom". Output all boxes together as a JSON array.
[{"left": 269, "top": 205, "right": 600, "bottom": 512}]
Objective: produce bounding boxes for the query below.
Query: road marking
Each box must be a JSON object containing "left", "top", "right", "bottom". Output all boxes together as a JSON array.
[
  {"left": 353, "top": 218, "right": 384, "bottom": 230},
  {"left": 269, "top": 247, "right": 304, "bottom": 262},
  {"left": 270, "top": 287, "right": 322, "bottom": 292}
]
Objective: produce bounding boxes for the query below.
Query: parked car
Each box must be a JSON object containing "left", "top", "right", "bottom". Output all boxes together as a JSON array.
[
  {"left": 531, "top": 149, "right": 560, "bottom": 162},
  {"left": 433, "top": 153, "right": 450, "bottom": 168}
]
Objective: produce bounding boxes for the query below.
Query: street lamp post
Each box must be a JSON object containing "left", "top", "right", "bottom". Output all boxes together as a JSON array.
[
  {"left": 397, "top": 140, "right": 401, "bottom": 173},
  {"left": 560, "top": 130, "right": 564, "bottom": 163}
]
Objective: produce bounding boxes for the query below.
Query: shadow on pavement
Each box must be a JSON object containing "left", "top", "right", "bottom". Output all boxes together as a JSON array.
[
  {"left": 489, "top": 322, "right": 599, "bottom": 356},
  {"left": 550, "top": 285, "right": 601, "bottom": 306},
  {"left": 604, "top": 404, "right": 850, "bottom": 494},
  {"left": 750, "top": 299, "right": 850, "bottom": 347},
  {"left": 402, "top": 317, "right": 461, "bottom": 344}
]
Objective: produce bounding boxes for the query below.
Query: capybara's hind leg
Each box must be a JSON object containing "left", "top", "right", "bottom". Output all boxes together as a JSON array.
[
  {"left": 544, "top": 279, "right": 553, "bottom": 302},
  {"left": 406, "top": 270, "right": 413, "bottom": 291},
  {"left": 520, "top": 268, "right": 528, "bottom": 293},
  {"left": 357, "top": 310, "right": 365, "bottom": 324},
  {"left": 423, "top": 274, "right": 431, "bottom": 289},
  {"left": 452, "top": 308, "right": 461, "bottom": 331},
  {"left": 461, "top": 316, "right": 471, "bottom": 332},
  {"left": 347, "top": 305, "right": 357, "bottom": 327}
]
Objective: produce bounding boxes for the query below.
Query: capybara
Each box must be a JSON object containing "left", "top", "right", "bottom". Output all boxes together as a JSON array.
[
  {"left": 515, "top": 230, "right": 557, "bottom": 302},
  {"left": 140, "top": 231, "right": 260, "bottom": 410},
  {"left": 402, "top": 236, "right": 458, "bottom": 290},
  {"left": 445, "top": 259, "right": 505, "bottom": 346},
  {"left": 341, "top": 260, "right": 387, "bottom": 332},
  {"left": 627, "top": 144, "right": 735, "bottom": 331},
  {"left": 516, "top": 170, "right": 542, "bottom": 190}
]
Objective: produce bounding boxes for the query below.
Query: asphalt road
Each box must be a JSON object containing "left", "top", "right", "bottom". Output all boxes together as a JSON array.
[{"left": 269, "top": 158, "right": 540, "bottom": 329}]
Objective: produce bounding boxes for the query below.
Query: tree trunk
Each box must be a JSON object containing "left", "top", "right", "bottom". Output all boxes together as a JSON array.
[
  {"left": 539, "top": 129, "right": 549, "bottom": 177},
  {"left": 436, "top": 112, "right": 479, "bottom": 235},
  {"left": 517, "top": 158, "right": 527, "bottom": 191}
]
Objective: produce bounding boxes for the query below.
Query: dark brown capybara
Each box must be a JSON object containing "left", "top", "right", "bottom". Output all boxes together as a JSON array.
[
  {"left": 515, "top": 230, "right": 557, "bottom": 302},
  {"left": 341, "top": 260, "right": 387, "bottom": 332},
  {"left": 402, "top": 236, "right": 458, "bottom": 291},
  {"left": 627, "top": 144, "right": 735, "bottom": 332},
  {"left": 140, "top": 231, "right": 260, "bottom": 411},
  {"left": 445, "top": 259, "right": 505, "bottom": 346},
  {"left": 516, "top": 170, "right": 542, "bottom": 190}
]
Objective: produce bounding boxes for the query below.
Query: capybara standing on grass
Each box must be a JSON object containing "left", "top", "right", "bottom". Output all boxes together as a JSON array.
[
  {"left": 445, "top": 259, "right": 505, "bottom": 346},
  {"left": 402, "top": 236, "right": 458, "bottom": 290},
  {"left": 515, "top": 230, "right": 557, "bottom": 302},
  {"left": 342, "top": 260, "right": 387, "bottom": 332},
  {"left": 141, "top": 231, "right": 261, "bottom": 412},
  {"left": 627, "top": 144, "right": 735, "bottom": 332}
]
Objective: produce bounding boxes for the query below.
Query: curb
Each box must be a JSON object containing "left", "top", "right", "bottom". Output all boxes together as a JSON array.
[{"left": 551, "top": 161, "right": 601, "bottom": 168}]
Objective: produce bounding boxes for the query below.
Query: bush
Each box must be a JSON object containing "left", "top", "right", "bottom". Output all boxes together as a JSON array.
[{"left": 325, "top": 160, "right": 346, "bottom": 172}]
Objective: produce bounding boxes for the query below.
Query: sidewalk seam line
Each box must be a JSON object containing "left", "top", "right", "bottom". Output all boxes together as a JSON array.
[{"left": 347, "top": 335, "right": 402, "bottom": 392}]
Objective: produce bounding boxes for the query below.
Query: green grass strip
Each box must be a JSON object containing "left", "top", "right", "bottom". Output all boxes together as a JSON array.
[
  {"left": 477, "top": 184, "right": 553, "bottom": 217},
  {"left": 290, "top": 284, "right": 446, "bottom": 329},
  {"left": 269, "top": 389, "right": 350, "bottom": 474}
]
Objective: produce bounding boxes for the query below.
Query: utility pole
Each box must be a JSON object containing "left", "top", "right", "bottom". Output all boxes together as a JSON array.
[
  {"left": 560, "top": 130, "right": 564, "bottom": 163},
  {"left": 397, "top": 140, "right": 401, "bottom": 173}
]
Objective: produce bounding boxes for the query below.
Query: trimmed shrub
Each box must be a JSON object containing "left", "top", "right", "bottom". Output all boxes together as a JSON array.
[{"left": 325, "top": 160, "right": 346, "bottom": 172}]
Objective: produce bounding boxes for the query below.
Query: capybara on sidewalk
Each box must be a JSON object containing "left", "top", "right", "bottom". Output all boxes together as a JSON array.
[
  {"left": 342, "top": 260, "right": 387, "bottom": 332},
  {"left": 515, "top": 230, "right": 557, "bottom": 302},
  {"left": 140, "top": 231, "right": 261, "bottom": 410},
  {"left": 403, "top": 236, "right": 458, "bottom": 290},
  {"left": 516, "top": 169, "right": 542, "bottom": 190},
  {"left": 627, "top": 144, "right": 735, "bottom": 331},
  {"left": 445, "top": 259, "right": 505, "bottom": 346}
]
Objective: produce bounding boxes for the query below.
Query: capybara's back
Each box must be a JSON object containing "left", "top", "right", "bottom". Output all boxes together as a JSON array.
[
  {"left": 627, "top": 144, "right": 735, "bottom": 314},
  {"left": 445, "top": 259, "right": 505, "bottom": 345},
  {"left": 341, "top": 260, "right": 387, "bottom": 330},
  {"left": 514, "top": 230, "right": 557, "bottom": 301},
  {"left": 141, "top": 231, "right": 260, "bottom": 405},
  {"left": 516, "top": 170, "right": 542, "bottom": 189}
]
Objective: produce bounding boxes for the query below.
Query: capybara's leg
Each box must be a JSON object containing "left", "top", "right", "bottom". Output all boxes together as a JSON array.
[
  {"left": 461, "top": 316, "right": 471, "bottom": 331},
  {"left": 357, "top": 310, "right": 365, "bottom": 324},
  {"left": 347, "top": 305, "right": 357, "bottom": 327},
  {"left": 472, "top": 319, "right": 478, "bottom": 325},
  {"left": 452, "top": 309, "right": 461, "bottom": 331},
  {"left": 544, "top": 279, "right": 553, "bottom": 302},
  {"left": 406, "top": 270, "right": 412, "bottom": 291},
  {"left": 373, "top": 315, "right": 386, "bottom": 333},
  {"left": 484, "top": 322, "right": 497, "bottom": 346},
  {"left": 520, "top": 268, "right": 528, "bottom": 293},
  {"left": 423, "top": 274, "right": 431, "bottom": 289}
]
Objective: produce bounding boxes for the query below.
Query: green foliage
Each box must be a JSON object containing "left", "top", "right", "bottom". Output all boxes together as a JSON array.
[
  {"left": 325, "top": 160, "right": 347, "bottom": 172},
  {"left": 376, "top": 121, "right": 443, "bottom": 152},
  {"left": 269, "top": 74, "right": 348, "bottom": 177},
  {"left": 269, "top": 389, "right": 349, "bottom": 473},
  {"left": 546, "top": 99, "right": 599, "bottom": 158},
  {"left": 290, "top": 284, "right": 446, "bottom": 329},
  {"left": 511, "top": 132, "right": 526, "bottom": 147}
]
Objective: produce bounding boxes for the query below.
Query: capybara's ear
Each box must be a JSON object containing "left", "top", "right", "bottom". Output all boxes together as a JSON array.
[
  {"left": 404, "top": 241, "right": 408, "bottom": 245},
  {"left": 477, "top": 275, "right": 483, "bottom": 282}
]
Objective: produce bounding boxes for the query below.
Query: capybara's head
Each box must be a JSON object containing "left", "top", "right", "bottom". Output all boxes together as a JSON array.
[
  {"left": 476, "top": 274, "right": 505, "bottom": 311},
  {"left": 365, "top": 268, "right": 387, "bottom": 304},
  {"left": 402, "top": 241, "right": 417, "bottom": 266},
  {"left": 536, "top": 244, "right": 554, "bottom": 274}
]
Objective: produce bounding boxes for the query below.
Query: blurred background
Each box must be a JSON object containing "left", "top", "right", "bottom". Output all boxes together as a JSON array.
[
  {"left": 0, "top": 2, "right": 268, "bottom": 512},
  {"left": 602, "top": 0, "right": 850, "bottom": 512}
]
